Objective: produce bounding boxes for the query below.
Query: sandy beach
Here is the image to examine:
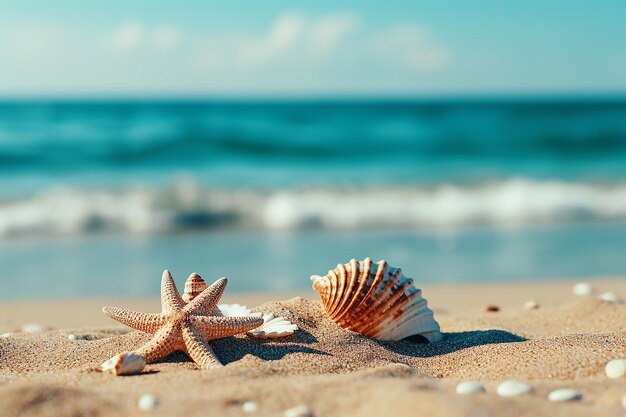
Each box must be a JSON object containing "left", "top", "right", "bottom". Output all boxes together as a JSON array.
[{"left": 0, "top": 278, "right": 624, "bottom": 417}]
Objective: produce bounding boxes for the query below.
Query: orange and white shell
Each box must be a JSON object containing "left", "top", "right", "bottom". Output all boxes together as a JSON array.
[
  {"left": 182, "top": 273, "right": 208, "bottom": 303},
  {"left": 182, "top": 273, "right": 298, "bottom": 338},
  {"left": 310, "top": 258, "right": 442, "bottom": 342}
]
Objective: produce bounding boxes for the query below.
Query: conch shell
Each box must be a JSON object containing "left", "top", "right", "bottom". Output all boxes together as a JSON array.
[
  {"left": 182, "top": 273, "right": 208, "bottom": 303},
  {"left": 183, "top": 274, "right": 298, "bottom": 339},
  {"left": 310, "top": 258, "right": 442, "bottom": 342}
]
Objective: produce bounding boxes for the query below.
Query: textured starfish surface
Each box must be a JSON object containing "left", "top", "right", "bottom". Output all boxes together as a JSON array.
[{"left": 102, "top": 271, "right": 263, "bottom": 369}]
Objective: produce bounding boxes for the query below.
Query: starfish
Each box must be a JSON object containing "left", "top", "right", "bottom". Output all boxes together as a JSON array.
[{"left": 103, "top": 270, "right": 263, "bottom": 369}]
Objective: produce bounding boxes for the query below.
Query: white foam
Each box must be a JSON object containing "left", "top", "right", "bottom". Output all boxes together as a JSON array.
[{"left": 2, "top": 178, "right": 626, "bottom": 238}]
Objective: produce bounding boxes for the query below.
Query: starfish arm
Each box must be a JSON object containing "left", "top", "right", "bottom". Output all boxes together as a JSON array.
[
  {"left": 181, "top": 323, "right": 224, "bottom": 369},
  {"left": 189, "top": 315, "right": 264, "bottom": 340},
  {"left": 102, "top": 306, "right": 165, "bottom": 333},
  {"left": 133, "top": 324, "right": 182, "bottom": 364},
  {"left": 183, "top": 278, "right": 227, "bottom": 316},
  {"left": 161, "top": 270, "right": 185, "bottom": 313}
]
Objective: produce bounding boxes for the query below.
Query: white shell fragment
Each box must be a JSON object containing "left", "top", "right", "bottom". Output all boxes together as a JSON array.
[
  {"left": 242, "top": 401, "right": 259, "bottom": 413},
  {"left": 283, "top": 404, "right": 313, "bottom": 417},
  {"left": 218, "top": 304, "right": 297, "bottom": 339},
  {"left": 0, "top": 332, "right": 12, "bottom": 338},
  {"left": 605, "top": 359, "right": 626, "bottom": 379},
  {"left": 523, "top": 300, "right": 539, "bottom": 310},
  {"left": 101, "top": 352, "right": 146, "bottom": 376},
  {"left": 496, "top": 380, "right": 532, "bottom": 397},
  {"left": 455, "top": 381, "right": 486, "bottom": 394},
  {"left": 622, "top": 394, "right": 626, "bottom": 409},
  {"left": 67, "top": 334, "right": 89, "bottom": 341},
  {"left": 21, "top": 323, "right": 48, "bottom": 334},
  {"left": 218, "top": 304, "right": 260, "bottom": 318},
  {"left": 599, "top": 292, "right": 623, "bottom": 304},
  {"left": 572, "top": 282, "right": 594, "bottom": 296},
  {"left": 548, "top": 388, "right": 582, "bottom": 402},
  {"left": 138, "top": 393, "right": 158, "bottom": 410},
  {"left": 247, "top": 313, "right": 298, "bottom": 339},
  {"left": 311, "top": 258, "right": 442, "bottom": 342}
]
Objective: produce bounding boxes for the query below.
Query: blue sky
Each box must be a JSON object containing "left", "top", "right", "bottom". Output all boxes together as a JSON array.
[{"left": 1, "top": 1, "right": 625, "bottom": 96}]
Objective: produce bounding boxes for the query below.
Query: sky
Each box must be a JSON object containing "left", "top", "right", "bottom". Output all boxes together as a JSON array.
[{"left": 1, "top": 0, "right": 625, "bottom": 97}]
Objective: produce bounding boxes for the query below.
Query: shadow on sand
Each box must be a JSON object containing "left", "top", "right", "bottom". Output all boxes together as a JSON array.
[
  {"left": 378, "top": 329, "right": 527, "bottom": 358},
  {"left": 162, "top": 328, "right": 329, "bottom": 365}
]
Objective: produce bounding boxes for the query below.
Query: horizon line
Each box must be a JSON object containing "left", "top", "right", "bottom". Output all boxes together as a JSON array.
[{"left": 1, "top": 91, "right": 626, "bottom": 103}]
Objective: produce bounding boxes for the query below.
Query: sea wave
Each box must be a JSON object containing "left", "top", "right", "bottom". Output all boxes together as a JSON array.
[{"left": 2, "top": 178, "right": 626, "bottom": 238}]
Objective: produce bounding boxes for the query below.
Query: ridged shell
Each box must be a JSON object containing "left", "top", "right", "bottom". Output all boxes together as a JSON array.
[
  {"left": 182, "top": 273, "right": 208, "bottom": 302},
  {"left": 247, "top": 313, "right": 298, "bottom": 339},
  {"left": 218, "top": 304, "right": 298, "bottom": 339},
  {"left": 310, "top": 258, "right": 442, "bottom": 342}
]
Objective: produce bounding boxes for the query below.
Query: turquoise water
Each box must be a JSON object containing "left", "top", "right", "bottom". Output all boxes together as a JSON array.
[
  {"left": 1, "top": 221, "right": 625, "bottom": 299},
  {"left": 1, "top": 99, "right": 626, "bottom": 298}
]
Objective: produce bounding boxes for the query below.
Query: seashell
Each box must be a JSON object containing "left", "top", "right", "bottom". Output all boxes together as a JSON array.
[
  {"left": 455, "top": 381, "right": 485, "bottom": 394},
  {"left": 138, "top": 393, "right": 158, "bottom": 410},
  {"left": 0, "top": 332, "right": 13, "bottom": 338},
  {"left": 184, "top": 273, "right": 226, "bottom": 315},
  {"left": 548, "top": 388, "right": 582, "bottom": 402},
  {"left": 21, "top": 323, "right": 49, "bottom": 334},
  {"left": 523, "top": 300, "right": 539, "bottom": 310},
  {"left": 310, "top": 258, "right": 442, "bottom": 342},
  {"left": 622, "top": 394, "right": 626, "bottom": 409},
  {"left": 242, "top": 401, "right": 259, "bottom": 413},
  {"left": 572, "top": 282, "right": 594, "bottom": 296},
  {"left": 218, "top": 304, "right": 297, "bottom": 338},
  {"left": 101, "top": 352, "right": 146, "bottom": 376},
  {"left": 247, "top": 313, "right": 298, "bottom": 339},
  {"left": 496, "top": 380, "right": 532, "bottom": 397},
  {"left": 182, "top": 273, "right": 208, "bottom": 303},
  {"left": 605, "top": 358, "right": 626, "bottom": 379},
  {"left": 218, "top": 303, "right": 257, "bottom": 317},
  {"left": 599, "top": 292, "right": 623, "bottom": 304},
  {"left": 283, "top": 404, "right": 313, "bottom": 417}
]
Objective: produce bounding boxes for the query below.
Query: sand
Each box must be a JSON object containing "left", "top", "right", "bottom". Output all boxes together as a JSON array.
[{"left": 0, "top": 279, "right": 625, "bottom": 417}]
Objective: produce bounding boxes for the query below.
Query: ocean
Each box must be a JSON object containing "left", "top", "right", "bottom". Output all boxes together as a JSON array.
[{"left": 1, "top": 98, "right": 626, "bottom": 299}]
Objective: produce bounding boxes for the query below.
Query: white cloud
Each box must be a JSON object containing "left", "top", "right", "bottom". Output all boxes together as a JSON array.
[
  {"left": 153, "top": 26, "right": 180, "bottom": 51},
  {"left": 236, "top": 12, "right": 306, "bottom": 66},
  {"left": 310, "top": 14, "right": 360, "bottom": 56},
  {"left": 110, "top": 21, "right": 144, "bottom": 51},
  {"left": 0, "top": 13, "right": 451, "bottom": 95},
  {"left": 371, "top": 24, "right": 448, "bottom": 70},
  {"left": 196, "top": 12, "right": 445, "bottom": 73}
]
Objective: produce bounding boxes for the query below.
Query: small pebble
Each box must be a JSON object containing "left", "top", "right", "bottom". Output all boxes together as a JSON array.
[
  {"left": 21, "top": 323, "right": 47, "bottom": 334},
  {"left": 242, "top": 401, "right": 259, "bottom": 413},
  {"left": 548, "top": 388, "right": 582, "bottom": 402},
  {"left": 138, "top": 394, "right": 158, "bottom": 410},
  {"left": 622, "top": 394, "right": 626, "bottom": 409},
  {"left": 67, "top": 334, "right": 89, "bottom": 341},
  {"left": 599, "top": 292, "right": 623, "bottom": 304},
  {"left": 605, "top": 359, "right": 626, "bottom": 379},
  {"left": 456, "top": 381, "right": 485, "bottom": 394},
  {"left": 523, "top": 300, "right": 539, "bottom": 310},
  {"left": 496, "top": 380, "right": 532, "bottom": 397},
  {"left": 283, "top": 404, "right": 313, "bottom": 417},
  {"left": 483, "top": 305, "right": 500, "bottom": 312},
  {"left": 572, "top": 282, "right": 594, "bottom": 296}
]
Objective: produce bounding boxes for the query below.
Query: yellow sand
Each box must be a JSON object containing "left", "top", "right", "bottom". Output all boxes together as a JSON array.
[{"left": 0, "top": 279, "right": 624, "bottom": 417}]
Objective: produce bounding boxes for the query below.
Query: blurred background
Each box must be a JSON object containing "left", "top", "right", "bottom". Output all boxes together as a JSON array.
[{"left": 1, "top": 1, "right": 626, "bottom": 299}]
